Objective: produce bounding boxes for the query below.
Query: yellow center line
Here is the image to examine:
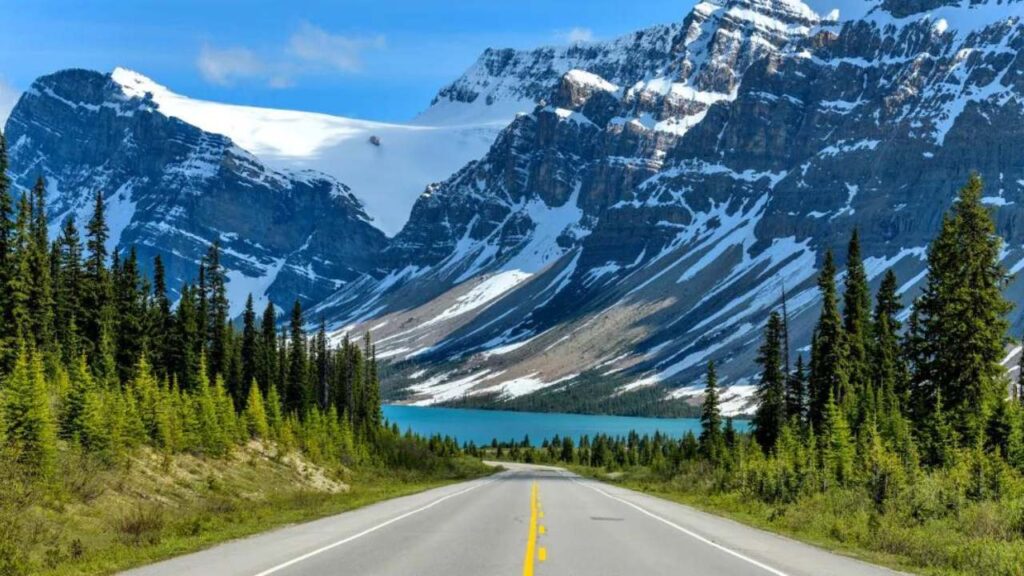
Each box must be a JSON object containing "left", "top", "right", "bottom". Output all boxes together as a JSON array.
[{"left": 523, "top": 481, "right": 539, "bottom": 576}]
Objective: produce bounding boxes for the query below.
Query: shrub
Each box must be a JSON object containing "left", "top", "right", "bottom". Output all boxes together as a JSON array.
[{"left": 115, "top": 505, "right": 165, "bottom": 546}]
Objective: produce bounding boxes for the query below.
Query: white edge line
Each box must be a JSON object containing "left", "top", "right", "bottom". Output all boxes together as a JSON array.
[
  {"left": 573, "top": 477, "right": 790, "bottom": 576},
  {"left": 252, "top": 478, "right": 493, "bottom": 576}
]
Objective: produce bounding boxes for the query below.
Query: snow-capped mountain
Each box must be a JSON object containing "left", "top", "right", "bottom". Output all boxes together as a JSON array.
[
  {"left": 4, "top": 69, "right": 388, "bottom": 313},
  {"left": 109, "top": 68, "right": 510, "bottom": 237},
  {"left": 314, "top": 0, "right": 1024, "bottom": 415},
  {"left": 7, "top": 0, "right": 1024, "bottom": 416}
]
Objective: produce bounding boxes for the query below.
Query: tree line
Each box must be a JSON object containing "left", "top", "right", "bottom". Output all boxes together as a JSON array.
[
  {"left": 0, "top": 130, "right": 409, "bottom": 480},
  {"left": 744, "top": 173, "right": 1023, "bottom": 474}
]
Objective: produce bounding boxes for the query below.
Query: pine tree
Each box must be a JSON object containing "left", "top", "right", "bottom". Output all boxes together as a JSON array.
[
  {"left": 149, "top": 255, "right": 173, "bottom": 378},
  {"left": 26, "top": 177, "right": 53, "bottom": 349},
  {"left": 79, "top": 386, "right": 111, "bottom": 456},
  {"left": 699, "top": 360, "right": 723, "bottom": 462},
  {"left": 55, "top": 218, "right": 84, "bottom": 363},
  {"left": 754, "top": 311, "right": 787, "bottom": 452},
  {"left": 2, "top": 349, "right": 58, "bottom": 477},
  {"left": 81, "top": 191, "right": 113, "bottom": 369},
  {"left": 259, "top": 301, "right": 278, "bottom": 397},
  {"left": 821, "top": 391, "right": 854, "bottom": 487},
  {"left": 113, "top": 247, "right": 146, "bottom": 383},
  {"left": 842, "top": 229, "right": 872, "bottom": 410},
  {"left": 786, "top": 355, "right": 807, "bottom": 424},
  {"left": 872, "top": 270, "right": 907, "bottom": 404},
  {"left": 809, "top": 250, "right": 849, "bottom": 429},
  {"left": 265, "top": 382, "right": 283, "bottom": 438},
  {"left": 911, "top": 174, "right": 1012, "bottom": 446},
  {"left": 5, "top": 194, "right": 34, "bottom": 348},
  {"left": 128, "top": 356, "right": 162, "bottom": 444},
  {"left": 286, "top": 300, "right": 307, "bottom": 415},
  {"left": 203, "top": 244, "right": 229, "bottom": 388},
  {"left": 314, "top": 318, "right": 329, "bottom": 410},
  {"left": 173, "top": 285, "right": 202, "bottom": 390},
  {"left": 362, "top": 333, "right": 381, "bottom": 432},
  {"left": 723, "top": 417, "right": 737, "bottom": 451},
  {"left": 244, "top": 380, "right": 270, "bottom": 439},
  {"left": 194, "top": 360, "right": 225, "bottom": 455},
  {"left": 60, "top": 356, "right": 94, "bottom": 440},
  {"left": 240, "top": 295, "right": 258, "bottom": 400},
  {"left": 213, "top": 375, "right": 238, "bottom": 445},
  {"left": 919, "top": 390, "right": 958, "bottom": 467}
]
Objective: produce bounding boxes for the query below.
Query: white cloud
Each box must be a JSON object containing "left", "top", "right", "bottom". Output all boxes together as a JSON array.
[
  {"left": 0, "top": 79, "right": 21, "bottom": 127},
  {"left": 197, "top": 22, "right": 386, "bottom": 88},
  {"left": 559, "top": 27, "right": 596, "bottom": 44},
  {"left": 288, "top": 22, "right": 386, "bottom": 73},
  {"left": 197, "top": 45, "right": 265, "bottom": 86}
]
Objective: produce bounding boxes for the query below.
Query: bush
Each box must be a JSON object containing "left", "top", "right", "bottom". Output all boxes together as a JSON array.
[{"left": 115, "top": 505, "right": 166, "bottom": 546}]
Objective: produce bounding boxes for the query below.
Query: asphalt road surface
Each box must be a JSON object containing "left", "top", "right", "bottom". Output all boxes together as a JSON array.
[{"left": 121, "top": 462, "right": 905, "bottom": 576}]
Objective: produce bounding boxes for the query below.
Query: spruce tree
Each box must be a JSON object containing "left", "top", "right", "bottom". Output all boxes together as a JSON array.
[
  {"left": 26, "top": 177, "right": 53, "bottom": 349},
  {"left": 872, "top": 270, "right": 906, "bottom": 403},
  {"left": 7, "top": 194, "right": 33, "bottom": 342},
  {"left": 173, "top": 285, "right": 202, "bottom": 390},
  {"left": 699, "top": 360, "right": 723, "bottom": 462},
  {"left": 149, "top": 255, "right": 173, "bottom": 378},
  {"left": 81, "top": 191, "right": 113, "bottom": 368},
  {"left": 315, "top": 318, "right": 329, "bottom": 410},
  {"left": 79, "top": 386, "right": 111, "bottom": 456},
  {"left": 786, "top": 355, "right": 807, "bottom": 424},
  {"left": 809, "top": 250, "right": 849, "bottom": 429},
  {"left": 203, "top": 244, "right": 229, "bottom": 387},
  {"left": 822, "top": 391, "right": 854, "bottom": 487},
  {"left": 259, "top": 301, "right": 278, "bottom": 397},
  {"left": 55, "top": 218, "right": 84, "bottom": 363},
  {"left": 244, "top": 380, "right": 270, "bottom": 439},
  {"left": 241, "top": 295, "right": 258, "bottom": 400},
  {"left": 2, "top": 349, "right": 58, "bottom": 477},
  {"left": 911, "top": 174, "right": 1012, "bottom": 446},
  {"left": 265, "top": 382, "right": 283, "bottom": 438},
  {"left": 113, "top": 247, "right": 146, "bottom": 383},
  {"left": 842, "top": 229, "right": 872, "bottom": 409},
  {"left": 363, "top": 335, "right": 381, "bottom": 432},
  {"left": 60, "top": 356, "right": 94, "bottom": 441},
  {"left": 286, "top": 300, "right": 308, "bottom": 415},
  {"left": 754, "top": 311, "right": 786, "bottom": 452}
]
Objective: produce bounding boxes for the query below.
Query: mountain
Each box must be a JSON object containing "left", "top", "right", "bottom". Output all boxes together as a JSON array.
[
  {"left": 313, "top": 0, "right": 1024, "bottom": 415},
  {"left": 4, "top": 69, "right": 387, "bottom": 313},
  {"left": 110, "top": 68, "right": 510, "bottom": 237},
  {"left": 7, "top": 0, "right": 1024, "bottom": 416}
]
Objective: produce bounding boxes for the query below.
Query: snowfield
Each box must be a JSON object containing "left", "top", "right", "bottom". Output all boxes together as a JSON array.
[{"left": 111, "top": 68, "right": 520, "bottom": 236}]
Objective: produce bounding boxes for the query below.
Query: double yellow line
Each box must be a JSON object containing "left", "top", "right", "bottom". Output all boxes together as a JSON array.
[{"left": 523, "top": 481, "right": 546, "bottom": 576}]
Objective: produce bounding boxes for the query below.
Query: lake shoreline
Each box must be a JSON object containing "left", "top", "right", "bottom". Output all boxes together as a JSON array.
[{"left": 382, "top": 405, "right": 750, "bottom": 447}]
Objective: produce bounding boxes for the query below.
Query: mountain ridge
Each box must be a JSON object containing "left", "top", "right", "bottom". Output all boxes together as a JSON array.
[{"left": 7, "top": 0, "right": 1024, "bottom": 415}]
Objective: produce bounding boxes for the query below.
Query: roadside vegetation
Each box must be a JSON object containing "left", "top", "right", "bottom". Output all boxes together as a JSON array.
[
  {"left": 484, "top": 175, "right": 1024, "bottom": 576},
  {"left": 0, "top": 131, "right": 489, "bottom": 575}
]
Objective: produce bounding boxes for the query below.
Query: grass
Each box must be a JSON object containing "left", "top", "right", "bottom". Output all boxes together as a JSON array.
[
  {"left": 5, "top": 443, "right": 492, "bottom": 576},
  {"left": 573, "top": 465, "right": 1024, "bottom": 576}
]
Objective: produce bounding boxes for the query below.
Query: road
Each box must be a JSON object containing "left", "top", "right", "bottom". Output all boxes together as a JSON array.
[{"left": 121, "top": 463, "right": 905, "bottom": 576}]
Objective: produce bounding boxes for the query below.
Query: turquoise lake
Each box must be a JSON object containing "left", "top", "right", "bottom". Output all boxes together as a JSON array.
[{"left": 381, "top": 405, "right": 749, "bottom": 446}]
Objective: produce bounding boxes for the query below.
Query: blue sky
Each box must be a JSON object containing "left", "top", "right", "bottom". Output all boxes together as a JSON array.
[{"left": 0, "top": 0, "right": 855, "bottom": 123}]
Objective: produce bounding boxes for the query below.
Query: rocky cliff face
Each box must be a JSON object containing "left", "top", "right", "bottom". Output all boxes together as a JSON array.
[
  {"left": 316, "top": 0, "right": 1024, "bottom": 414},
  {"left": 4, "top": 69, "right": 387, "bottom": 313}
]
